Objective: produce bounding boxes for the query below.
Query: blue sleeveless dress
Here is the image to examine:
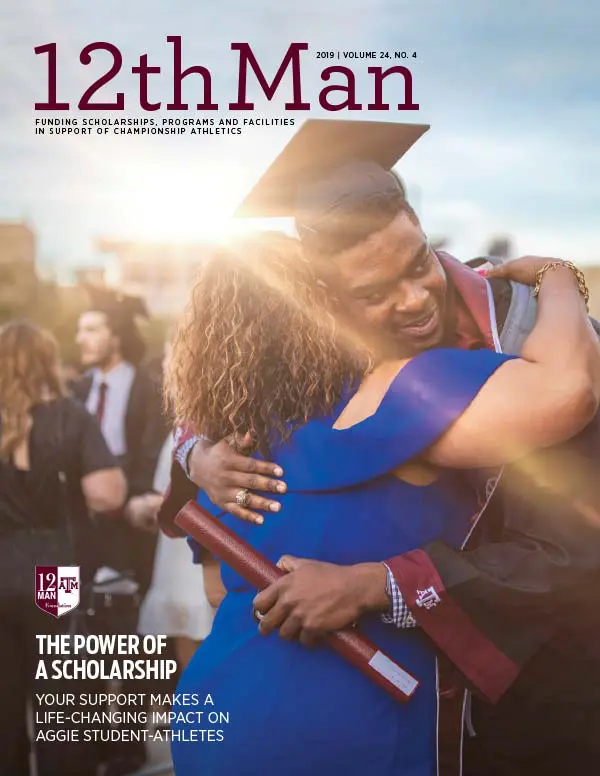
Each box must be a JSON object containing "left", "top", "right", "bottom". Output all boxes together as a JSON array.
[{"left": 171, "top": 349, "right": 513, "bottom": 776}]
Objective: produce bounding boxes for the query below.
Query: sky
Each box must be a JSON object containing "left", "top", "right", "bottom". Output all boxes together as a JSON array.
[{"left": 1, "top": 0, "right": 599, "bottom": 278}]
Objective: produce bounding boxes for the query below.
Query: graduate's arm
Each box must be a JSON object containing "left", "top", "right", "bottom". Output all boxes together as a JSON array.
[
  {"left": 424, "top": 265, "right": 600, "bottom": 469},
  {"left": 157, "top": 457, "right": 198, "bottom": 537},
  {"left": 171, "top": 428, "right": 287, "bottom": 524},
  {"left": 386, "top": 403, "right": 600, "bottom": 703},
  {"left": 385, "top": 473, "right": 600, "bottom": 703}
]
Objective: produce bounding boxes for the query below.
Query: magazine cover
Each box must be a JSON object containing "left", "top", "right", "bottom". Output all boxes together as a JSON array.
[{"left": 2, "top": 2, "right": 599, "bottom": 775}]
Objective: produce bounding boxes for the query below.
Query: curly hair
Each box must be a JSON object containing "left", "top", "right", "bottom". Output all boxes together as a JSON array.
[
  {"left": 0, "top": 321, "right": 65, "bottom": 461},
  {"left": 165, "top": 233, "right": 372, "bottom": 456}
]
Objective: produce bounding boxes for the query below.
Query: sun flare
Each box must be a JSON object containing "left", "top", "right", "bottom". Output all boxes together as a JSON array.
[{"left": 107, "top": 156, "right": 278, "bottom": 244}]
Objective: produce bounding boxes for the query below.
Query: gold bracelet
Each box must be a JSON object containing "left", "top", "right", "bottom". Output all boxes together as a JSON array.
[{"left": 533, "top": 260, "right": 590, "bottom": 311}]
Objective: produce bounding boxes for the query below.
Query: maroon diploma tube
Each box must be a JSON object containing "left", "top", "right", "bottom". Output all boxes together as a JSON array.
[{"left": 175, "top": 501, "right": 419, "bottom": 704}]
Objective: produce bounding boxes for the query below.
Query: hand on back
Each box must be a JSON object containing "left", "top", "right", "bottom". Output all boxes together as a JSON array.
[
  {"left": 188, "top": 432, "right": 287, "bottom": 524},
  {"left": 484, "top": 255, "right": 565, "bottom": 286}
]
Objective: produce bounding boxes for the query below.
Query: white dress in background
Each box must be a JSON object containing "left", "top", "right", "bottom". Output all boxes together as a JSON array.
[{"left": 138, "top": 436, "right": 214, "bottom": 640}]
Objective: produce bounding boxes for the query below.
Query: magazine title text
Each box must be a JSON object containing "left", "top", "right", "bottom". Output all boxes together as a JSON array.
[{"left": 34, "top": 40, "right": 419, "bottom": 113}]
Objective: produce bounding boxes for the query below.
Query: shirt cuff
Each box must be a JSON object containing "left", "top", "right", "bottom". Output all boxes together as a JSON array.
[
  {"left": 174, "top": 436, "right": 203, "bottom": 479},
  {"left": 381, "top": 563, "right": 418, "bottom": 629}
]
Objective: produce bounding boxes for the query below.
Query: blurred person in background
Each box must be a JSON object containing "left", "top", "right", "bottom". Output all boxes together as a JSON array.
[
  {"left": 0, "top": 321, "right": 125, "bottom": 776},
  {"left": 130, "top": 339, "right": 215, "bottom": 675},
  {"left": 73, "top": 287, "right": 166, "bottom": 592},
  {"left": 59, "top": 359, "right": 83, "bottom": 393},
  {"left": 73, "top": 288, "right": 167, "bottom": 776}
]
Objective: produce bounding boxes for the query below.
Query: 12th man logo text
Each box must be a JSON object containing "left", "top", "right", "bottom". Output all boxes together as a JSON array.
[{"left": 35, "top": 566, "right": 80, "bottom": 618}]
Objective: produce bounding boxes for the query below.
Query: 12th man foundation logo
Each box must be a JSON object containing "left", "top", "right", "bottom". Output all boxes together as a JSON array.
[{"left": 35, "top": 566, "right": 80, "bottom": 617}]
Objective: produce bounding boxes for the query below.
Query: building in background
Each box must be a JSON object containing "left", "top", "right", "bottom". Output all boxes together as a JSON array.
[
  {"left": 74, "top": 266, "right": 107, "bottom": 287},
  {"left": 96, "top": 234, "right": 600, "bottom": 321},
  {"left": 0, "top": 221, "right": 38, "bottom": 312},
  {"left": 96, "top": 238, "right": 213, "bottom": 317}
]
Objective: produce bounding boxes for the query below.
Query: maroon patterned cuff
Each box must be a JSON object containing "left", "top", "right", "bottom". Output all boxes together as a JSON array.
[{"left": 386, "top": 549, "right": 519, "bottom": 703}]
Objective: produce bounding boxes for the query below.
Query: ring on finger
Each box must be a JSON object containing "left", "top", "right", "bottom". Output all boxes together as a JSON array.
[{"left": 235, "top": 488, "right": 251, "bottom": 508}]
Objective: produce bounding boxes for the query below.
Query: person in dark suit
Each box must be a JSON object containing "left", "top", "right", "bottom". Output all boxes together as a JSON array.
[
  {"left": 72, "top": 287, "right": 167, "bottom": 776},
  {"left": 72, "top": 287, "right": 167, "bottom": 592}
]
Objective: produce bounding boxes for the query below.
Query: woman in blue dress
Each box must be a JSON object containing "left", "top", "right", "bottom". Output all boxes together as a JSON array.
[{"left": 165, "top": 235, "right": 598, "bottom": 776}]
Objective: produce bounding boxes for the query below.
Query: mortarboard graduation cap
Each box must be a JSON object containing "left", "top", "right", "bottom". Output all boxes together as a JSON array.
[
  {"left": 235, "top": 119, "right": 429, "bottom": 244},
  {"left": 83, "top": 285, "right": 149, "bottom": 364},
  {"left": 83, "top": 284, "right": 149, "bottom": 325}
]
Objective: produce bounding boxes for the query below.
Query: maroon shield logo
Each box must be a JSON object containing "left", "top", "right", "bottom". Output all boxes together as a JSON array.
[{"left": 35, "top": 566, "right": 80, "bottom": 618}]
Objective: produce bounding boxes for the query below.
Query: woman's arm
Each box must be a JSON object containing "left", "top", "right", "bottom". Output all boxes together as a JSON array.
[
  {"left": 75, "top": 401, "right": 128, "bottom": 511},
  {"left": 81, "top": 468, "right": 127, "bottom": 512},
  {"left": 426, "top": 263, "right": 600, "bottom": 468}
]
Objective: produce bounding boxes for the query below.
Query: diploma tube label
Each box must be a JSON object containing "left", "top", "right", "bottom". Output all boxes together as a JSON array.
[{"left": 368, "top": 650, "right": 419, "bottom": 697}]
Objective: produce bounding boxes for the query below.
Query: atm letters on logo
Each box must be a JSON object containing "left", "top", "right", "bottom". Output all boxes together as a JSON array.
[{"left": 35, "top": 565, "right": 80, "bottom": 617}]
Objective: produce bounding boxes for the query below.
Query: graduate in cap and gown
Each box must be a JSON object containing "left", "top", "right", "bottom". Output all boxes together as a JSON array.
[
  {"left": 163, "top": 120, "right": 600, "bottom": 775},
  {"left": 161, "top": 121, "right": 600, "bottom": 776},
  {"left": 73, "top": 285, "right": 167, "bottom": 593}
]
